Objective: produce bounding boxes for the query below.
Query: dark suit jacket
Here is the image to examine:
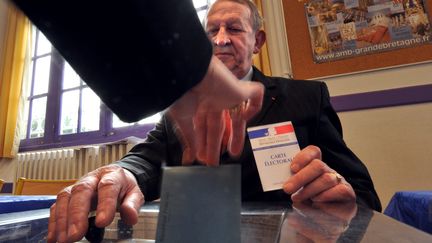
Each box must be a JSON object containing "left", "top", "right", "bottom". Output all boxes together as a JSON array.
[
  {"left": 12, "top": 0, "right": 212, "bottom": 122},
  {"left": 117, "top": 67, "right": 382, "bottom": 211}
]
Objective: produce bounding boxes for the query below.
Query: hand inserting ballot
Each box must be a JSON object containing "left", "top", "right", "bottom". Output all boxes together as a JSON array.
[{"left": 168, "top": 56, "right": 263, "bottom": 166}]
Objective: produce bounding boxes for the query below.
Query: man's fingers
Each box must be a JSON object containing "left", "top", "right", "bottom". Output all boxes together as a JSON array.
[
  {"left": 119, "top": 169, "right": 145, "bottom": 225},
  {"left": 165, "top": 94, "right": 199, "bottom": 165},
  {"left": 283, "top": 158, "right": 325, "bottom": 194},
  {"left": 227, "top": 81, "right": 263, "bottom": 157},
  {"left": 95, "top": 173, "right": 126, "bottom": 228},
  {"left": 67, "top": 177, "right": 99, "bottom": 241},
  {"left": 228, "top": 113, "right": 246, "bottom": 157},
  {"left": 167, "top": 110, "right": 197, "bottom": 165},
  {"left": 178, "top": 120, "right": 198, "bottom": 165},
  {"left": 96, "top": 166, "right": 145, "bottom": 227},
  {"left": 204, "top": 111, "right": 225, "bottom": 165},
  {"left": 291, "top": 145, "right": 322, "bottom": 173},
  {"left": 181, "top": 146, "right": 195, "bottom": 165},
  {"left": 47, "top": 204, "right": 57, "bottom": 243},
  {"left": 289, "top": 170, "right": 341, "bottom": 202},
  {"left": 193, "top": 110, "right": 208, "bottom": 163},
  {"left": 55, "top": 186, "right": 72, "bottom": 242},
  {"left": 119, "top": 186, "right": 145, "bottom": 225},
  {"left": 240, "top": 82, "right": 264, "bottom": 121}
]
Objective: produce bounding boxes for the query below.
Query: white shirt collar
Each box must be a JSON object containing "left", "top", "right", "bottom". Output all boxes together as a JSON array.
[{"left": 240, "top": 67, "right": 253, "bottom": 81}]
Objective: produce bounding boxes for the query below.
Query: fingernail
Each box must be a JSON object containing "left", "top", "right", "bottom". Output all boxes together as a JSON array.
[
  {"left": 283, "top": 182, "right": 293, "bottom": 193},
  {"left": 290, "top": 163, "right": 299, "bottom": 173},
  {"left": 98, "top": 212, "right": 106, "bottom": 222}
]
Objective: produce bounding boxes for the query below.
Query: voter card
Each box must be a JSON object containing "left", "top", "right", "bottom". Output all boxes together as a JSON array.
[{"left": 247, "top": 121, "right": 300, "bottom": 192}]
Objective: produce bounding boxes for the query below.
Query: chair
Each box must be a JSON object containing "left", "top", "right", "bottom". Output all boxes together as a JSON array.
[
  {"left": 0, "top": 179, "right": 4, "bottom": 192},
  {"left": 14, "top": 177, "right": 77, "bottom": 195}
]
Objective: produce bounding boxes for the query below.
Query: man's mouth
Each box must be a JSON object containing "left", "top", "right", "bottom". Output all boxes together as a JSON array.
[{"left": 215, "top": 52, "right": 233, "bottom": 58}]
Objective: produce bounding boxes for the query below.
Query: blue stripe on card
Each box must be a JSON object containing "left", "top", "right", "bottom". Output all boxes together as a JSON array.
[
  {"left": 248, "top": 128, "right": 268, "bottom": 139},
  {"left": 252, "top": 141, "right": 299, "bottom": 152}
]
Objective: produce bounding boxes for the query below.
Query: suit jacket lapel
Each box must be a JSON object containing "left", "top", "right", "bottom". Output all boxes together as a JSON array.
[{"left": 248, "top": 67, "right": 281, "bottom": 125}]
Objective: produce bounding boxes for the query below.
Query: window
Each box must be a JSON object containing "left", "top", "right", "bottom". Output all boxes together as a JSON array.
[
  {"left": 19, "top": 1, "right": 215, "bottom": 152},
  {"left": 23, "top": 28, "right": 51, "bottom": 140},
  {"left": 194, "top": 0, "right": 216, "bottom": 22},
  {"left": 60, "top": 63, "right": 100, "bottom": 135}
]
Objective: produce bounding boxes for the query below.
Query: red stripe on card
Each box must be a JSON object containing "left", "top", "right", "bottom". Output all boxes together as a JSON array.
[{"left": 275, "top": 124, "right": 294, "bottom": 134}]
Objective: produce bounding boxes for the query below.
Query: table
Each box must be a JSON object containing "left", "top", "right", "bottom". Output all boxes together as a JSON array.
[
  {"left": 1, "top": 201, "right": 432, "bottom": 242},
  {"left": 0, "top": 195, "right": 56, "bottom": 214},
  {"left": 384, "top": 191, "right": 432, "bottom": 234}
]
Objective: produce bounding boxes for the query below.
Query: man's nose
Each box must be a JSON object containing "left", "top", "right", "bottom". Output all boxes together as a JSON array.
[{"left": 213, "top": 29, "right": 231, "bottom": 46}]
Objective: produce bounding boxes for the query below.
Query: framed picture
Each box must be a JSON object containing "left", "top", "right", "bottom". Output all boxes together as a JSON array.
[{"left": 282, "top": 0, "right": 432, "bottom": 79}]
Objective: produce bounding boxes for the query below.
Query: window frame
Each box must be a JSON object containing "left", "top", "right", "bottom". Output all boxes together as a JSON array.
[{"left": 19, "top": 34, "right": 155, "bottom": 152}]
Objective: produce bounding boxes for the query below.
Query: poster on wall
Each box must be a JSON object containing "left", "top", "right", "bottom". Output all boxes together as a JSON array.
[{"left": 305, "top": 0, "right": 432, "bottom": 63}]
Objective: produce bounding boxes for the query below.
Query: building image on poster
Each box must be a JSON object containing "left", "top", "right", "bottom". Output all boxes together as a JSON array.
[{"left": 305, "top": 0, "right": 432, "bottom": 63}]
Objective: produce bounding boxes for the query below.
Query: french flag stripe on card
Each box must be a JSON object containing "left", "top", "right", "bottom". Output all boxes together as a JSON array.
[
  {"left": 275, "top": 124, "right": 294, "bottom": 134},
  {"left": 248, "top": 128, "right": 268, "bottom": 139},
  {"left": 248, "top": 124, "right": 294, "bottom": 139}
]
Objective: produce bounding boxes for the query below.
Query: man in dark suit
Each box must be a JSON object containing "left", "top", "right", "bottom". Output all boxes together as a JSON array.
[
  {"left": 118, "top": 66, "right": 381, "bottom": 209},
  {"left": 116, "top": 0, "right": 381, "bottom": 210},
  {"left": 46, "top": 0, "right": 381, "bottom": 242}
]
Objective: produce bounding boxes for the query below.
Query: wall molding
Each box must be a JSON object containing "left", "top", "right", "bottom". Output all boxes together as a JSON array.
[
  {"left": 331, "top": 84, "right": 432, "bottom": 112},
  {"left": 262, "top": 0, "right": 292, "bottom": 78}
]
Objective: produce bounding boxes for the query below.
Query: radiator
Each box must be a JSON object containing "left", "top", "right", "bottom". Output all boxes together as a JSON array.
[{"left": 16, "top": 143, "right": 135, "bottom": 180}]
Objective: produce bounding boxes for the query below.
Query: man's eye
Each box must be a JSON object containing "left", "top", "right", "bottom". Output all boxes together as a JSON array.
[
  {"left": 228, "top": 27, "right": 242, "bottom": 33},
  {"left": 207, "top": 29, "right": 219, "bottom": 35}
]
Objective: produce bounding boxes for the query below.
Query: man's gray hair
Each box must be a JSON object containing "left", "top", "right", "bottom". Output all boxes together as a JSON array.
[{"left": 206, "top": 0, "right": 264, "bottom": 32}]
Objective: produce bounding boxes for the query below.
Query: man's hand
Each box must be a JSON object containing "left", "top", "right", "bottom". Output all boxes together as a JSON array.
[
  {"left": 47, "top": 164, "right": 144, "bottom": 243},
  {"left": 168, "top": 55, "right": 264, "bottom": 166},
  {"left": 283, "top": 145, "right": 356, "bottom": 203}
]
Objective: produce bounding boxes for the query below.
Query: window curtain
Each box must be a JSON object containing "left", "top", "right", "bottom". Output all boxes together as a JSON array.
[
  {"left": 252, "top": 0, "right": 272, "bottom": 76},
  {"left": 0, "top": 3, "right": 30, "bottom": 158}
]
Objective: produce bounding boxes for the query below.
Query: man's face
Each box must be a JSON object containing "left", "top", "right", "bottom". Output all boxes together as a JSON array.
[{"left": 206, "top": 1, "right": 259, "bottom": 79}]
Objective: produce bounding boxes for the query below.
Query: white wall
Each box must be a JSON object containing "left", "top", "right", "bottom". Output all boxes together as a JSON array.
[
  {"left": 267, "top": 0, "right": 432, "bottom": 209},
  {"left": 337, "top": 101, "right": 432, "bottom": 209},
  {"left": 321, "top": 60, "right": 432, "bottom": 209}
]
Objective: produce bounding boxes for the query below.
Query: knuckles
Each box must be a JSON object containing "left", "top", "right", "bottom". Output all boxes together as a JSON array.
[
  {"left": 322, "top": 172, "right": 337, "bottom": 185},
  {"left": 70, "top": 181, "right": 94, "bottom": 194},
  {"left": 310, "top": 158, "right": 327, "bottom": 174},
  {"left": 57, "top": 186, "right": 73, "bottom": 200}
]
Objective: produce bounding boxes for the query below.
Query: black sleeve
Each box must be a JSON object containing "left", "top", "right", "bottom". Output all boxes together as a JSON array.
[
  {"left": 12, "top": 0, "right": 213, "bottom": 122},
  {"left": 115, "top": 115, "right": 181, "bottom": 201},
  {"left": 315, "top": 83, "right": 382, "bottom": 212}
]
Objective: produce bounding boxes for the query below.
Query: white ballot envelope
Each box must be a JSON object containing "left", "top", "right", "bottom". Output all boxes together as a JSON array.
[{"left": 247, "top": 121, "right": 300, "bottom": 192}]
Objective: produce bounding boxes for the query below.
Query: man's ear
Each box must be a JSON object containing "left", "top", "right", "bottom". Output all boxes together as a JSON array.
[{"left": 253, "top": 30, "right": 266, "bottom": 54}]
